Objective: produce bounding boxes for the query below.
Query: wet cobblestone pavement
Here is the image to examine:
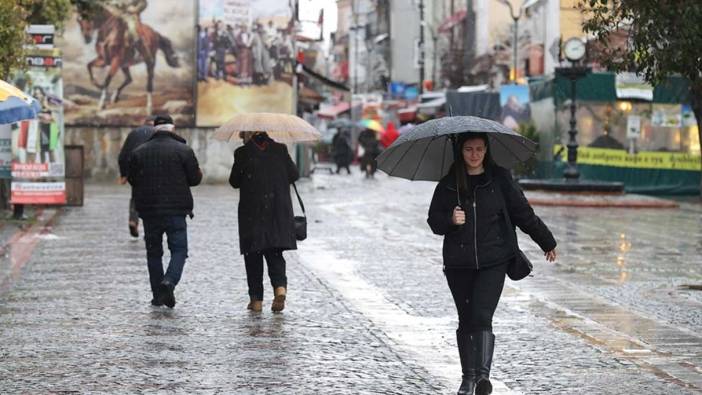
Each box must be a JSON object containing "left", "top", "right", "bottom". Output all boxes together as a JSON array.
[{"left": 1, "top": 170, "right": 701, "bottom": 394}]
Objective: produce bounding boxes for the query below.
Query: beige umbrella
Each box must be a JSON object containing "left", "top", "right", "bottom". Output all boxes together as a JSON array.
[{"left": 213, "top": 112, "right": 321, "bottom": 143}]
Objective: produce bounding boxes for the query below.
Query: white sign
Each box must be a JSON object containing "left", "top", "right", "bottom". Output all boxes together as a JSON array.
[
  {"left": 626, "top": 115, "right": 641, "bottom": 139},
  {"left": 223, "top": 0, "right": 251, "bottom": 25},
  {"left": 616, "top": 73, "right": 653, "bottom": 101}
]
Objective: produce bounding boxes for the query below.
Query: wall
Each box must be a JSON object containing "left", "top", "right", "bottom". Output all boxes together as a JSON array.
[{"left": 65, "top": 127, "right": 242, "bottom": 183}]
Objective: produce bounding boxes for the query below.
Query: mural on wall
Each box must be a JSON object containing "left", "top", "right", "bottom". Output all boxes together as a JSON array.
[
  {"left": 197, "top": 0, "right": 295, "bottom": 126},
  {"left": 58, "top": 0, "right": 196, "bottom": 126}
]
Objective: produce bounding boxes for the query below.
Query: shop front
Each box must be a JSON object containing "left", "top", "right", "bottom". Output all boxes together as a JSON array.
[{"left": 530, "top": 72, "right": 700, "bottom": 194}]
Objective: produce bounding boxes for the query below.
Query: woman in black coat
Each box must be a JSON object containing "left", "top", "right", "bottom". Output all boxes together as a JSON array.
[
  {"left": 229, "top": 132, "right": 299, "bottom": 312},
  {"left": 427, "top": 132, "right": 557, "bottom": 395}
]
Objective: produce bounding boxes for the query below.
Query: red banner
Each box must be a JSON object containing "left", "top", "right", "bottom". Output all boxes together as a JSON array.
[{"left": 11, "top": 182, "right": 66, "bottom": 204}]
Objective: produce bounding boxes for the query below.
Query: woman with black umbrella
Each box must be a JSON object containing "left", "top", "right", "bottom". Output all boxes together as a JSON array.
[{"left": 427, "top": 132, "right": 557, "bottom": 395}]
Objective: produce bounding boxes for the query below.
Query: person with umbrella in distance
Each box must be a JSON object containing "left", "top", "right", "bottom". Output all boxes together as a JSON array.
[
  {"left": 229, "top": 131, "right": 299, "bottom": 312},
  {"left": 376, "top": 116, "right": 557, "bottom": 395}
]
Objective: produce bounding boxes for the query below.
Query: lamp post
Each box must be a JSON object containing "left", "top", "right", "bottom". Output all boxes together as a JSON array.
[
  {"left": 556, "top": 66, "right": 590, "bottom": 180},
  {"left": 418, "top": 0, "right": 425, "bottom": 93},
  {"left": 497, "top": 0, "right": 541, "bottom": 82}
]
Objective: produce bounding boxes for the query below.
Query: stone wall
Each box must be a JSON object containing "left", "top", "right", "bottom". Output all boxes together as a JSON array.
[{"left": 65, "top": 127, "right": 240, "bottom": 183}]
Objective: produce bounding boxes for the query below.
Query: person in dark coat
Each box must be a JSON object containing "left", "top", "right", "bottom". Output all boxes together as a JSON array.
[
  {"left": 229, "top": 132, "right": 299, "bottom": 313},
  {"left": 128, "top": 114, "right": 202, "bottom": 308},
  {"left": 427, "top": 132, "right": 557, "bottom": 395},
  {"left": 118, "top": 116, "right": 155, "bottom": 238},
  {"left": 331, "top": 127, "right": 353, "bottom": 174},
  {"left": 358, "top": 128, "right": 382, "bottom": 178}
]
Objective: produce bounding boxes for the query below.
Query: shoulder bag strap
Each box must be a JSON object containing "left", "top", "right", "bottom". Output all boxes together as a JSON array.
[{"left": 292, "top": 183, "right": 306, "bottom": 217}]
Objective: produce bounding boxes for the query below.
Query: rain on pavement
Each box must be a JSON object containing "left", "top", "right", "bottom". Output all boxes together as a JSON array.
[{"left": 0, "top": 171, "right": 700, "bottom": 394}]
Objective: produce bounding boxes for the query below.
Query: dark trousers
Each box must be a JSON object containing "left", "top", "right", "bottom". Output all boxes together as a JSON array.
[
  {"left": 445, "top": 264, "right": 506, "bottom": 333},
  {"left": 244, "top": 249, "right": 287, "bottom": 301},
  {"left": 129, "top": 198, "right": 139, "bottom": 225},
  {"left": 143, "top": 215, "right": 188, "bottom": 296}
]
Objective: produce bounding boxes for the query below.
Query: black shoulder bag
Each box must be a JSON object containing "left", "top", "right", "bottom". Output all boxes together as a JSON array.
[
  {"left": 292, "top": 183, "right": 307, "bottom": 241},
  {"left": 495, "top": 178, "right": 533, "bottom": 281}
]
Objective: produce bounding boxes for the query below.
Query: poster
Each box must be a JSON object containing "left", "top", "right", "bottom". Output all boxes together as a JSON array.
[
  {"left": 499, "top": 84, "right": 530, "bottom": 129},
  {"left": 11, "top": 45, "right": 66, "bottom": 204},
  {"left": 197, "top": 0, "right": 295, "bottom": 126},
  {"left": 626, "top": 115, "right": 641, "bottom": 139},
  {"left": 57, "top": 0, "right": 196, "bottom": 126},
  {"left": 651, "top": 104, "right": 682, "bottom": 128}
]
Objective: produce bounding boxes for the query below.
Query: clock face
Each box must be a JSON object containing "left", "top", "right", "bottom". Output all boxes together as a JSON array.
[{"left": 564, "top": 38, "right": 586, "bottom": 61}]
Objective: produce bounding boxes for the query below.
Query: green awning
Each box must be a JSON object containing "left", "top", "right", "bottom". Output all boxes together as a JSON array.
[{"left": 529, "top": 72, "right": 691, "bottom": 105}]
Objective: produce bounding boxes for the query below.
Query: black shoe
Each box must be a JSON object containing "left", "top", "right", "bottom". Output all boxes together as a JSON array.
[
  {"left": 129, "top": 222, "right": 139, "bottom": 238},
  {"left": 157, "top": 280, "right": 176, "bottom": 308},
  {"left": 473, "top": 331, "right": 495, "bottom": 395},
  {"left": 457, "top": 330, "right": 476, "bottom": 395},
  {"left": 150, "top": 298, "right": 164, "bottom": 306}
]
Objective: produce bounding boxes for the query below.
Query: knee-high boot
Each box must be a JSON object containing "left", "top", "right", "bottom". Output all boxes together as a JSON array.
[
  {"left": 473, "top": 330, "right": 495, "bottom": 395},
  {"left": 456, "top": 329, "right": 476, "bottom": 395}
]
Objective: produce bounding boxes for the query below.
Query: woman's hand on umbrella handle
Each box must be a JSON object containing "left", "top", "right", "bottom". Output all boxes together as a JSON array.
[
  {"left": 452, "top": 206, "right": 466, "bottom": 225},
  {"left": 545, "top": 249, "right": 557, "bottom": 262}
]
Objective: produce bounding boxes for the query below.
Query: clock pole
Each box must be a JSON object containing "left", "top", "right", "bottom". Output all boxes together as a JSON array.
[{"left": 555, "top": 66, "right": 590, "bottom": 180}]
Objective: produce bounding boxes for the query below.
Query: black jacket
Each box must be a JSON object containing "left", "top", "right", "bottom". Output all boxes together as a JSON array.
[
  {"left": 229, "top": 137, "right": 300, "bottom": 255},
  {"left": 427, "top": 165, "right": 556, "bottom": 269},
  {"left": 128, "top": 131, "right": 202, "bottom": 218},
  {"left": 118, "top": 125, "right": 154, "bottom": 177}
]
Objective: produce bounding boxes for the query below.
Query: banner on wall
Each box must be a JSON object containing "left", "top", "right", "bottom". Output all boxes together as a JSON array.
[
  {"left": 615, "top": 72, "right": 654, "bottom": 101},
  {"left": 57, "top": 0, "right": 196, "bottom": 126},
  {"left": 196, "top": 0, "right": 295, "bottom": 126},
  {"left": 10, "top": 38, "right": 66, "bottom": 204},
  {"left": 554, "top": 145, "right": 701, "bottom": 171}
]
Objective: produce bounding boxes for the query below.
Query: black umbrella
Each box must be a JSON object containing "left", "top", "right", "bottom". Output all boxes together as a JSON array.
[{"left": 376, "top": 116, "right": 537, "bottom": 181}]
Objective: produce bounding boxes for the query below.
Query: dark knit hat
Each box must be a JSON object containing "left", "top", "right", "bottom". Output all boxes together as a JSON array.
[{"left": 153, "top": 114, "right": 174, "bottom": 127}]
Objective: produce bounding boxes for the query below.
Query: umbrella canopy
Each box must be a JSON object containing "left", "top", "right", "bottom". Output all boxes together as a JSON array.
[
  {"left": 0, "top": 79, "right": 41, "bottom": 124},
  {"left": 213, "top": 112, "right": 321, "bottom": 143},
  {"left": 377, "top": 115, "right": 537, "bottom": 181},
  {"left": 358, "top": 119, "right": 385, "bottom": 134},
  {"left": 327, "top": 118, "right": 355, "bottom": 129}
]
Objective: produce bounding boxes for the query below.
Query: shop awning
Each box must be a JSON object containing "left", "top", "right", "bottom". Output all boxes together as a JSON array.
[
  {"left": 438, "top": 10, "right": 467, "bottom": 33},
  {"left": 529, "top": 72, "right": 691, "bottom": 105},
  {"left": 317, "top": 102, "right": 351, "bottom": 119}
]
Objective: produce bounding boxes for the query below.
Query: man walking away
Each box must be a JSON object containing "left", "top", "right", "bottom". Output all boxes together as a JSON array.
[
  {"left": 118, "top": 116, "right": 155, "bottom": 238},
  {"left": 128, "top": 114, "right": 202, "bottom": 308}
]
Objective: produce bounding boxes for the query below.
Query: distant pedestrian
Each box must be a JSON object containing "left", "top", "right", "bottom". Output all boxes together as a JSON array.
[
  {"left": 427, "top": 132, "right": 557, "bottom": 395},
  {"left": 118, "top": 115, "right": 155, "bottom": 238},
  {"left": 358, "top": 128, "right": 382, "bottom": 178},
  {"left": 229, "top": 132, "right": 299, "bottom": 312},
  {"left": 332, "top": 127, "right": 353, "bottom": 174},
  {"left": 128, "top": 114, "right": 202, "bottom": 308}
]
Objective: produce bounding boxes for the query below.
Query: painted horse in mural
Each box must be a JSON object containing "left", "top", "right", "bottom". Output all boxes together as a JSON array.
[{"left": 76, "top": 2, "right": 180, "bottom": 114}]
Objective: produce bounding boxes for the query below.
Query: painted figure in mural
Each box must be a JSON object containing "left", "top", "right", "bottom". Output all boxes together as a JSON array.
[
  {"left": 236, "top": 24, "right": 253, "bottom": 85},
  {"left": 251, "top": 23, "right": 272, "bottom": 85},
  {"left": 103, "top": 0, "right": 149, "bottom": 59},
  {"left": 76, "top": 1, "right": 180, "bottom": 114},
  {"left": 213, "top": 21, "right": 232, "bottom": 80},
  {"left": 196, "top": 25, "right": 210, "bottom": 82}
]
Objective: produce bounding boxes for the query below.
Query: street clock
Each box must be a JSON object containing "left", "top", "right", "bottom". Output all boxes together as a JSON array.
[{"left": 563, "top": 37, "right": 586, "bottom": 62}]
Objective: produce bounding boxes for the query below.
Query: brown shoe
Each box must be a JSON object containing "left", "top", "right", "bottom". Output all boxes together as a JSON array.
[
  {"left": 246, "top": 299, "right": 262, "bottom": 312},
  {"left": 271, "top": 287, "right": 286, "bottom": 312}
]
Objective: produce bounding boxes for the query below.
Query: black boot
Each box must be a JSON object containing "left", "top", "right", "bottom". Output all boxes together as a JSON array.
[
  {"left": 473, "top": 331, "right": 495, "bottom": 395},
  {"left": 456, "top": 330, "right": 476, "bottom": 395}
]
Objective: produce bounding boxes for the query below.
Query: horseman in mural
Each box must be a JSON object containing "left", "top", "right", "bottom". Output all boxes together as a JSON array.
[{"left": 76, "top": 0, "right": 180, "bottom": 115}]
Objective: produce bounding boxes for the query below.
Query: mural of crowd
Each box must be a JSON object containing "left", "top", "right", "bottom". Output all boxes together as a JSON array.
[{"left": 197, "top": 19, "right": 295, "bottom": 86}]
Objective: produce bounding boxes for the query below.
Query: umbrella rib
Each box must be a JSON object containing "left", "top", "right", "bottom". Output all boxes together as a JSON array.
[
  {"left": 388, "top": 137, "right": 421, "bottom": 176},
  {"left": 410, "top": 136, "right": 436, "bottom": 180}
]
